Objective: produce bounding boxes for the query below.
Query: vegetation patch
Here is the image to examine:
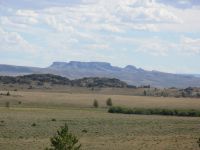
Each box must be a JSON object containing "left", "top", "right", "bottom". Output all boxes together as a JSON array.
[
  {"left": 93, "top": 99, "right": 99, "bottom": 108},
  {"left": 51, "top": 118, "right": 56, "bottom": 122},
  {"left": 31, "top": 123, "right": 37, "bottom": 127},
  {"left": 46, "top": 123, "right": 81, "bottom": 150},
  {"left": 108, "top": 106, "right": 200, "bottom": 117},
  {"left": 106, "top": 98, "right": 113, "bottom": 107}
]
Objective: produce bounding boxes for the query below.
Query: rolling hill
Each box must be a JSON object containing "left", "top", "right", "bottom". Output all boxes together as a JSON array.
[{"left": 0, "top": 74, "right": 129, "bottom": 88}]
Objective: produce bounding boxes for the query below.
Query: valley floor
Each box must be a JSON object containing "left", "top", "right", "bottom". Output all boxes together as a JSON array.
[{"left": 0, "top": 90, "right": 200, "bottom": 150}]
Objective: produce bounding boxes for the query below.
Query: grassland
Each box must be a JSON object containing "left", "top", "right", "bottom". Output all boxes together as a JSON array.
[{"left": 0, "top": 90, "right": 200, "bottom": 150}]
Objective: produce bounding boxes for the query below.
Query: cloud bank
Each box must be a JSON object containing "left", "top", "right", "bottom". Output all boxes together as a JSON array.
[{"left": 0, "top": 0, "right": 199, "bottom": 73}]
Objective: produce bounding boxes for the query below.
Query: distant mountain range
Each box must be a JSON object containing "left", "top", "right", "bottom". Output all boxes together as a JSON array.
[
  {"left": 193, "top": 74, "right": 200, "bottom": 78},
  {"left": 0, "top": 61, "right": 200, "bottom": 88}
]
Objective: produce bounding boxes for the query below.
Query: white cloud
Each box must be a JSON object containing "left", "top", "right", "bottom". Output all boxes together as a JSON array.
[
  {"left": 134, "top": 36, "right": 200, "bottom": 56},
  {"left": 0, "top": 0, "right": 199, "bottom": 68},
  {"left": 0, "top": 28, "right": 36, "bottom": 53},
  {"left": 16, "top": 9, "right": 38, "bottom": 17},
  {"left": 136, "top": 39, "right": 171, "bottom": 56},
  {"left": 0, "top": 0, "right": 182, "bottom": 33},
  {"left": 158, "top": 6, "right": 200, "bottom": 32},
  {"left": 44, "top": 15, "right": 68, "bottom": 32},
  {"left": 107, "top": 35, "right": 173, "bottom": 56},
  {"left": 12, "top": 9, "right": 39, "bottom": 25},
  {"left": 85, "top": 43, "right": 110, "bottom": 50},
  {"left": 1, "top": 0, "right": 199, "bottom": 34},
  {"left": 0, "top": 16, "right": 28, "bottom": 28},
  {"left": 106, "top": 34, "right": 200, "bottom": 57},
  {"left": 180, "top": 36, "right": 200, "bottom": 55},
  {"left": 116, "top": 0, "right": 181, "bottom": 24}
]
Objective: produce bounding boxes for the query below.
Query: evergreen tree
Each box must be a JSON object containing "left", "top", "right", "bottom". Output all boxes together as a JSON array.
[{"left": 46, "top": 124, "right": 81, "bottom": 150}]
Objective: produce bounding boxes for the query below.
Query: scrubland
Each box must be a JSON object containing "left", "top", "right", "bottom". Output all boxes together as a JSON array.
[{"left": 0, "top": 89, "right": 200, "bottom": 150}]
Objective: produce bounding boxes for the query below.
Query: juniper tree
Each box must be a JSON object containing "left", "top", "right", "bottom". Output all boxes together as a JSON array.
[
  {"left": 93, "top": 99, "right": 99, "bottom": 108},
  {"left": 46, "top": 124, "right": 81, "bottom": 150},
  {"left": 106, "top": 98, "right": 112, "bottom": 106}
]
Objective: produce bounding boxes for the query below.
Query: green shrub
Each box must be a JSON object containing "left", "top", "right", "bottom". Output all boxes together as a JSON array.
[
  {"left": 143, "top": 90, "right": 147, "bottom": 96},
  {"left": 106, "top": 98, "right": 112, "bottom": 107},
  {"left": 93, "top": 99, "right": 99, "bottom": 108},
  {"left": 6, "top": 91, "right": 10, "bottom": 96},
  {"left": 108, "top": 106, "right": 200, "bottom": 117},
  {"left": 46, "top": 123, "right": 81, "bottom": 150},
  {"left": 31, "top": 123, "right": 36, "bottom": 127},
  {"left": 51, "top": 118, "right": 56, "bottom": 122}
]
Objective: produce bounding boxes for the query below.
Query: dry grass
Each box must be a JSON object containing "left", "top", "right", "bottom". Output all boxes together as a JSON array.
[
  {"left": 0, "top": 90, "right": 200, "bottom": 109},
  {"left": 0, "top": 90, "right": 200, "bottom": 150},
  {"left": 0, "top": 107, "right": 200, "bottom": 150}
]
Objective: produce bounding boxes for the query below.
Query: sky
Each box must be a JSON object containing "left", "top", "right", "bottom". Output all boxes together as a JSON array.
[{"left": 0, "top": 0, "right": 200, "bottom": 74}]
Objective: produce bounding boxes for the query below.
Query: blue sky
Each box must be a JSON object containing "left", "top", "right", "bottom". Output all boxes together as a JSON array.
[{"left": 0, "top": 0, "right": 200, "bottom": 73}]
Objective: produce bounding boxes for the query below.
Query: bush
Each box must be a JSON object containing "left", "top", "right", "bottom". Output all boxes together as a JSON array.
[
  {"left": 82, "top": 129, "right": 88, "bottom": 133},
  {"left": 197, "top": 138, "right": 200, "bottom": 148},
  {"left": 31, "top": 123, "right": 36, "bottom": 127},
  {"left": 93, "top": 99, "right": 99, "bottom": 108},
  {"left": 46, "top": 123, "right": 81, "bottom": 150},
  {"left": 106, "top": 98, "right": 112, "bottom": 107},
  {"left": 143, "top": 90, "right": 147, "bottom": 96},
  {"left": 181, "top": 92, "right": 186, "bottom": 97},
  {"left": 196, "top": 93, "right": 200, "bottom": 98},
  {"left": 6, "top": 91, "right": 10, "bottom": 96},
  {"left": 51, "top": 118, "right": 56, "bottom": 122},
  {"left": 5, "top": 102, "right": 10, "bottom": 108},
  {"left": 108, "top": 106, "right": 200, "bottom": 117}
]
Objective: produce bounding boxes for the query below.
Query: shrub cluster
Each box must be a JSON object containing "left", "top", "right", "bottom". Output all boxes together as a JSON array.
[
  {"left": 93, "top": 99, "right": 99, "bottom": 108},
  {"left": 106, "top": 98, "right": 112, "bottom": 107},
  {"left": 108, "top": 106, "right": 200, "bottom": 117}
]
